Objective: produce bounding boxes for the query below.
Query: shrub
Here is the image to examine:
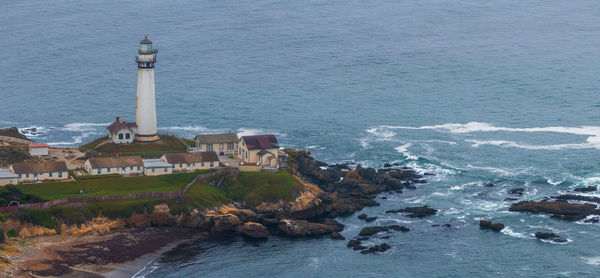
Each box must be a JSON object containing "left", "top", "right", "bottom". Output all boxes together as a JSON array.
[{"left": 7, "top": 229, "right": 17, "bottom": 237}]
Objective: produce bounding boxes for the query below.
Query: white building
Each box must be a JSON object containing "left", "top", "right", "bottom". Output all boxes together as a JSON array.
[
  {"left": 142, "top": 159, "right": 172, "bottom": 176},
  {"left": 0, "top": 169, "right": 19, "bottom": 186},
  {"left": 107, "top": 116, "right": 137, "bottom": 144},
  {"left": 135, "top": 35, "right": 160, "bottom": 143},
  {"left": 29, "top": 143, "right": 49, "bottom": 156}
]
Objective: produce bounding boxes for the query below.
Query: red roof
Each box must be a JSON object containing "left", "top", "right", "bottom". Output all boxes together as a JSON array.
[
  {"left": 107, "top": 116, "right": 137, "bottom": 133},
  {"left": 29, "top": 143, "right": 48, "bottom": 148},
  {"left": 241, "top": 134, "right": 279, "bottom": 150}
]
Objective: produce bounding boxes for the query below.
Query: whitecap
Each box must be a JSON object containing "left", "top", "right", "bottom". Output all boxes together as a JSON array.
[
  {"left": 159, "top": 125, "right": 228, "bottom": 134},
  {"left": 366, "top": 127, "right": 396, "bottom": 139},
  {"left": 394, "top": 143, "right": 418, "bottom": 160},
  {"left": 381, "top": 122, "right": 600, "bottom": 150},
  {"left": 501, "top": 227, "right": 530, "bottom": 239},
  {"left": 580, "top": 257, "right": 600, "bottom": 266},
  {"left": 61, "top": 122, "right": 110, "bottom": 132}
]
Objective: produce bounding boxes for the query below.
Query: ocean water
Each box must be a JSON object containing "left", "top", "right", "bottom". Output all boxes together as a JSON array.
[{"left": 3, "top": 0, "right": 600, "bottom": 277}]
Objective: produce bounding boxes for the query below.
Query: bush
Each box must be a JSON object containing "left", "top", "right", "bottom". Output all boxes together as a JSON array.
[{"left": 7, "top": 229, "right": 17, "bottom": 237}]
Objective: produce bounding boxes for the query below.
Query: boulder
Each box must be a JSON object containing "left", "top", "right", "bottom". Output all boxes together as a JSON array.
[
  {"left": 347, "top": 239, "right": 366, "bottom": 250},
  {"left": 385, "top": 206, "right": 437, "bottom": 218},
  {"left": 357, "top": 213, "right": 377, "bottom": 222},
  {"left": 237, "top": 222, "right": 268, "bottom": 240},
  {"left": 484, "top": 183, "right": 495, "bottom": 187},
  {"left": 211, "top": 214, "right": 242, "bottom": 233},
  {"left": 479, "top": 220, "right": 505, "bottom": 232}
]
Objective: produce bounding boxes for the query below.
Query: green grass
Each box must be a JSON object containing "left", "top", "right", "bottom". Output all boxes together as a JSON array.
[
  {"left": 177, "top": 183, "right": 231, "bottom": 212},
  {"left": 81, "top": 134, "right": 187, "bottom": 158},
  {"left": 225, "top": 171, "right": 304, "bottom": 206},
  {"left": 16, "top": 170, "right": 211, "bottom": 201}
]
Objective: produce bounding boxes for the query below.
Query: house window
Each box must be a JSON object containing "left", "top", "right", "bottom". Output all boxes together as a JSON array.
[
  {"left": 201, "top": 162, "right": 205, "bottom": 167},
  {"left": 152, "top": 168, "right": 155, "bottom": 173},
  {"left": 207, "top": 144, "right": 213, "bottom": 151},
  {"left": 126, "top": 133, "right": 131, "bottom": 139},
  {"left": 164, "top": 168, "right": 168, "bottom": 172},
  {"left": 137, "top": 166, "right": 141, "bottom": 170},
  {"left": 59, "top": 172, "right": 63, "bottom": 178},
  {"left": 130, "top": 166, "right": 133, "bottom": 170},
  {"left": 228, "top": 143, "right": 234, "bottom": 150},
  {"left": 210, "top": 162, "right": 214, "bottom": 167},
  {"left": 49, "top": 172, "right": 53, "bottom": 177},
  {"left": 18, "top": 174, "right": 21, "bottom": 178},
  {"left": 192, "top": 162, "right": 195, "bottom": 166},
  {"left": 179, "top": 163, "right": 182, "bottom": 168},
  {"left": 119, "top": 133, "right": 124, "bottom": 139},
  {"left": 26, "top": 173, "right": 29, "bottom": 178},
  {"left": 108, "top": 168, "right": 111, "bottom": 173},
  {"left": 98, "top": 169, "right": 101, "bottom": 174}
]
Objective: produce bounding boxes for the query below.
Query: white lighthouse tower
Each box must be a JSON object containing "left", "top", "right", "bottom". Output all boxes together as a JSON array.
[{"left": 134, "top": 35, "right": 160, "bottom": 142}]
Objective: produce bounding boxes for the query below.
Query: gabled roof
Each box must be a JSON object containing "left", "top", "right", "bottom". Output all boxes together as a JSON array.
[
  {"left": 88, "top": 156, "right": 143, "bottom": 168},
  {"left": 10, "top": 161, "right": 68, "bottom": 174},
  {"left": 107, "top": 116, "right": 137, "bottom": 134},
  {"left": 143, "top": 159, "right": 171, "bottom": 168},
  {"left": 241, "top": 134, "right": 279, "bottom": 150},
  {"left": 163, "top": 152, "right": 219, "bottom": 164},
  {"left": 194, "top": 133, "right": 238, "bottom": 144}
]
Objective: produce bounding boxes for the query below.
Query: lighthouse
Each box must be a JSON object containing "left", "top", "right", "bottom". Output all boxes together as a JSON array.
[{"left": 134, "top": 35, "right": 160, "bottom": 143}]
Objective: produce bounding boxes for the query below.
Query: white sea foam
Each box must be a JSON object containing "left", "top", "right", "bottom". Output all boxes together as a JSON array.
[
  {"left": 501, "top": 227, "right": 530, "bottom": 239},
  {"left": 61, "top": 122, "right": 110, "bottom": 132},
  {"left": 366, "top": 127, "right": 396, "bottom": 139},
  {"left": 581, "top": 257, "right": 600, "bottom": 266},
  {"left": 237, "top": 127, "right": 285, "bottom": 137},
  {"left": 394, "top": 143, "right": 418, "bottom": 160},
  {"left": 381, "top": 122, "right": 600, "bottom": 150}
]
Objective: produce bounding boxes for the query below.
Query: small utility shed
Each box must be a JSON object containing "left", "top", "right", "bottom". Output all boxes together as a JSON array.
[
  {"left": 85, "top": 156, "right": 144, "bottom": 176},
  {"left": 162, "top": 151, "right": 219, "bottom": 172},
  {"left": 0, "top": 169, "right": 19, "bottom": 186},
  {"left": 29, "top": 143, "right": 49, "bottom": 156},
  {"left": 143, "top": 159, "right": 172, "bottom": 176}
]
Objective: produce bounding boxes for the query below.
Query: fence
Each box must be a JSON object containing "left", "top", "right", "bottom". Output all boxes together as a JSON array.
[
  {"left": 0, "top": 135, "right": 34, "bottom": 144},
  {"left": 1, "top": 168, "right": 235, "bottom": 211}
]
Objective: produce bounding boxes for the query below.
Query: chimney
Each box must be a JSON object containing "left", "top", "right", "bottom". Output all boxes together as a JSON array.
[
  {"left": 116, "top": 116, "right": 120, "bottom": 123},
  {"left": 122, "top": 120, "right": 126, "bottom": 126}
]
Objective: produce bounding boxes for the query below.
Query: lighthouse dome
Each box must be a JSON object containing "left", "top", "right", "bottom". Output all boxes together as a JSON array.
[{"left": 139, "top": 35, "right": 153, "bottom": 53}]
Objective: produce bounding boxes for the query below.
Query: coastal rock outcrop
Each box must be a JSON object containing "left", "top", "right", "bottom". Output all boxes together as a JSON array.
[
  {"left": 277, "top": 219, "right": 342, "bottom": 237},
  {"left": 358, "top": 225, "right": 409, "bottom": 237},
  {"left": 509, "top": 201, "right": 600, "bottom": 221}
]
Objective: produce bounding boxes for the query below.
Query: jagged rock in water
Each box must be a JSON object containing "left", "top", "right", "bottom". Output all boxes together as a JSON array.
[
  {"left": 385, "top": 206, "right": 437, "bottom": 218},
  {"left": 360, "top": 243, "right": 391, "bottom": 254},
  {"left": 574, "top": 186, "right": 597, "bottom": 193},
  {"left": 358, "top": 225, "right": 409, "bottom": 236},
  {"left": 479, "top": 220, "right": 505, "bottom": 232},
  {"left": 535, "top": 231, "right": 567, "bottom": 243},
  {"left": 509, "top": 201, "right": 600, "bottom": 221},
  {"left": 357, "top": 213, "right": 377, "bottom": 222},
  {"left": 277, "top": 219, "right": 341, "bottom": 237},
  {"left": 508, "top": 188, "right": 524, "bottom": 195},
  {"left": 347, "top": 239, "right": 366, "bottom": 250}
]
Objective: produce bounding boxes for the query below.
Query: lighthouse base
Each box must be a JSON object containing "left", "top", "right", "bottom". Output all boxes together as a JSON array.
[{"left": 134, "top": 133, "right": 160, "bottom": 143}]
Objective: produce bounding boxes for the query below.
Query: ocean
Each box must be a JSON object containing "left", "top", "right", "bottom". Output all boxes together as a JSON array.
[{"left": 2, "top": 0, "right": 600, "bottom": 276}]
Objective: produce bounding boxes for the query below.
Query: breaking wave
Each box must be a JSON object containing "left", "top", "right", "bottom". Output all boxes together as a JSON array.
[{"left": 375, "top": 122, "right": 600, "bottom": 150}]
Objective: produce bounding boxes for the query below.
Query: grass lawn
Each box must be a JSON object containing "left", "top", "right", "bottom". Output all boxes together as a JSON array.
[
  {"left": 180, "top": 183, "right": 231, "bottom": 211},
  {"left": 81, "top": 134, "right": 187, "bottom": 158},
  {"left": 16, "top": 170, "right": 211, "bottom": 201},
  {"left": 225, "top": 171, "right": 304, "bottom": 206}
]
